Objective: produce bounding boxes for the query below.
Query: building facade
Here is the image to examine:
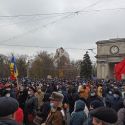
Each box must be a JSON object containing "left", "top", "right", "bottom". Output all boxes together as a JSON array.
[{"left": 96, "top": 38, "right": 125, "bottom": 79}]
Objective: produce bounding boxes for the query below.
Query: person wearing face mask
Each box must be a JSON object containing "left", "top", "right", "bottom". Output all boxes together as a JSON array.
[
  {"left": 45, "top": 92, "right": 65, "bottom": 125},
  {"left": 24, "top": 86, "right": 38, "bottom": 125},
  {"left": 87, "top": 89, "right": 103, "bottom": 110},
  {"left": 17, "top": 86, "right": 28, "bottom": 111}
]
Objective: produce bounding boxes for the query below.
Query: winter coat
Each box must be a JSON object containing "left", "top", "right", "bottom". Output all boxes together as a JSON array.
[
  {"left": 105, "top": 93, "right": 113, "bottom": 108},
  {"left": 24, "top": 95, "right": 38, "bottom": 124},
  {"left": 78, "top": 97, "right": 89, "bottom": 117},
  {"left": 35, "top": 91, "right": 44, "bottom": 109},
  {"left": 117, "top": 107, "right": 125, "bottom": 125},
  {"left": 87, "top": 96, "right": 103, "bottom": 108},
  {"left": 38, "top": 101, "right": 51, "bottom": 123},
  {"left": 45, "top": 107, "right": 64, "bottom": 125},
  {"left": 83, "top": 109, "right": 96, "bottom": 125},
  {"left": 68, "top": 92, "right": 79, "bottom": 114},
  {"left": 14, "top": 107, "right": 24, "bottom": 125},
  {"left": 25, "top": 95, "right": 38, "bottom": 114},
  {"left": 111, "top": 96, "right": 123, "bottom": 112},
  {"left": 0, "top": 119, "right": 18, "bottom": 125},
  {"left": 70, "top": 100, "right": 87, "bottom": 125},
  {"left": 18, "top": 89, "right": 28, "bottom": 110}
]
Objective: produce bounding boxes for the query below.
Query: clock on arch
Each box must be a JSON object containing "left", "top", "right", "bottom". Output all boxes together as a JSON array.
[{"left": 110, "top": 45, "right": 119, "bottom": 54}]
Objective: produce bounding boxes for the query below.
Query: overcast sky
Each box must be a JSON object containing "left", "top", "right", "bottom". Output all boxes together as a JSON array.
[{"left": 0, "top": 0, "right": 125, "bottom": 61}]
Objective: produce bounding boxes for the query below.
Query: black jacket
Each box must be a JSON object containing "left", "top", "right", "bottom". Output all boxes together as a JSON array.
[
  {"left": 0, "top": 119, "right": 18, "bottom": 125},
  {"left": 25, "top": 95, "right": 38, "bottom": 114}
]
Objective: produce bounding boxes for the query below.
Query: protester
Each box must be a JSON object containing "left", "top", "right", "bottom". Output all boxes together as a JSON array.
[
  {"left": 24, "top": 86, "right": 38, "bottom": 125},
  {"left": 84, "top": 100, "right": 104, "bottom": 125},
  {"left": 90, "top": 107, "right": 117, "bottom": 125},
  {"left": 70, "top": 100, "right": 87, "bottom": 125},
  {"left": 35, "top": 86, "right": 44, "bottom": 110},
  {"left": 67, "top": 85, "right": 78, "bottom": 114},
  {"left": 33, "top": 93, "right": 51, "bottom": 125},
  {"left": 17, "top": 85, "right": 28, "bottom": 110},
  {"left": 78, "top": 84, "right": 89, "bottom": 116},
  {"left": 87, "top": 89, "right": 103, "bottom": 109},
  {"left": 0, "top": 97, "right": 19, "bottom": 125},
  {"left": 111, "top": 89, "right": 123, "bottom": 111},
  {"left": 45, "top": 91, "right": 65, "bottom": 125}
]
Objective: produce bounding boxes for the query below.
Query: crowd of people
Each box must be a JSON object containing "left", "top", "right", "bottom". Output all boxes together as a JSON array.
[{"left": 0, "top": 78, "right": 125, "bottom": 125}]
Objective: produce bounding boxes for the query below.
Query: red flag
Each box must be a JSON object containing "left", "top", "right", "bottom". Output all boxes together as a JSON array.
[{"left": 114, "top": 59, "right": 125, "bottom": 80}]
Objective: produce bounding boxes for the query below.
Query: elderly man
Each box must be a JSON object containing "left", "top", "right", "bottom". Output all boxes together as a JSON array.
[
  {"left": 45, "top": 91, "right": 65, "bottom": 125},
  {"left": 90, "top": 107, "right": 117, "bottom": 125}
]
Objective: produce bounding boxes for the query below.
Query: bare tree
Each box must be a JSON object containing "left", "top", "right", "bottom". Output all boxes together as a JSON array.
[{"left": 29, "top": 51, "right": 55, "bottom": 79}]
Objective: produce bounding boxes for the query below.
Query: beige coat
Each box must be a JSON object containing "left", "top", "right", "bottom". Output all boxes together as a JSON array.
[{"left": 35, "top": 91, "right": 44, "bottom": 109}]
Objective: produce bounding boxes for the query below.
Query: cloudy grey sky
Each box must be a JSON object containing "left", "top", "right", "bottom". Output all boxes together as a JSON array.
[{"left": 0, "top": 0, "right": 125, "bottom": 61}]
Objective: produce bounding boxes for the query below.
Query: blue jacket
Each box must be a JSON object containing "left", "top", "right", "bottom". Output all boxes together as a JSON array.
[{"left": 70, "top": 100, "right": 87, "bottom": 125}]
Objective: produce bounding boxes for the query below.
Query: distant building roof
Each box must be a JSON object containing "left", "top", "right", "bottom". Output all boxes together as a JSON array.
[{"left": 96, "top": 38, "right": 125, "bottom": 44}]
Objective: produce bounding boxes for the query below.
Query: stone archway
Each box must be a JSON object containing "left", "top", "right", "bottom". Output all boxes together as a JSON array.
[{"left": 96, "top": 38, "right": 125, "bottom": 79}]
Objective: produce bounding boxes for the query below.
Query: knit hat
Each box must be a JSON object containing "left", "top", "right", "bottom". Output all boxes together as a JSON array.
[
  {"left": 0, "top": 97, "right": 19, "bottom": 117},
  {"left": 90, "top": 100, "right": 104, "bottom": 109},
  {"left": 90, "top": 107, "right": 117, "bottom": 123},
  {"left": 49, "top": 92, "right": 64, "bottom": 102}
]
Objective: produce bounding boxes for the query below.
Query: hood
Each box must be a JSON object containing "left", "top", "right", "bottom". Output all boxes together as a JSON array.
[
  {"left": 0, "top": 119, "right": 18, "bottom": 125},
  {"left": 74, "top": 100, "right": 85, "bottom": 112}
]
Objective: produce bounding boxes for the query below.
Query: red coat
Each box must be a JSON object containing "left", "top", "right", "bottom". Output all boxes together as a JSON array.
[{"left": 14, "top": 107, "right": 24, "bottom": 125}]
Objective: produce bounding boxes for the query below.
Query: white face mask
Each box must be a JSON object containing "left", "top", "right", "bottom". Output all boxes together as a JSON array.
[
  {"left": 6, "top": 93, "right": 10, "bottom": 97},
  {"left": 50, "top": 103, "right": 54, "bottom": 108},
  {"left": 109, "top": 91, "right": 112, "bottom": 94},
  {"left": 91, "top": 92, "right": 95, "bottom": 96},
  {"left": 28, "top": 91, "right": 31, "bottom": 95}
]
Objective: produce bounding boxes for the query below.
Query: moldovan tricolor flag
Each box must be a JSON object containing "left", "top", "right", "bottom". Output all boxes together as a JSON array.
[
  {"left": 10, "top": 55, "right": 18, "bottom": 80},
  {"left": 114, "top": 59, "right": 125, "bottom": 80}
]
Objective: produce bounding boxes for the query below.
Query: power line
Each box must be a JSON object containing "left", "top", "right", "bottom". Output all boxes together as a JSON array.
[
  {"left": 0, "top": 0, "right": 106, "bottom": 18},
  {"left": 0, "top": 1, "right": 124, "bottom": 44},
  {"left": 0, "top": 0, "right": 104, "bottom": 43},
  {"left": 0, "top": 43, "right": 96, "bottom": 51},
  {"left": 80, "top": 0, "right": 102, "bottom": 11},
  {"left": 0, "top": 7, "right": 125, "bottom": 18},
  {"left": 0, "top": 13, "right": 73, "bottom": 43},
  {"left": 0, "top": 14, "right": 64, "bottom": 28},
  {"left": 0, "top": 7, "right": 125, "bottom": 28}
]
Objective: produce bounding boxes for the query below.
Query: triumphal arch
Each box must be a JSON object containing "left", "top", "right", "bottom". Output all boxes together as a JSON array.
[{"left": 96, "top": 38, "right": 125, "bottom": 79}]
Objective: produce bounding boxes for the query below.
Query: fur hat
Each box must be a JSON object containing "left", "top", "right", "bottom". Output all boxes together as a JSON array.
[
  {"left": 0, "top": 97, "right": 19, "bottom": 117},
  {"left": 49, "top": 92, "right": 64, "bottom": 102},
  {"left": 90, "top": 107, "right": 117, "bottom": 123}
]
